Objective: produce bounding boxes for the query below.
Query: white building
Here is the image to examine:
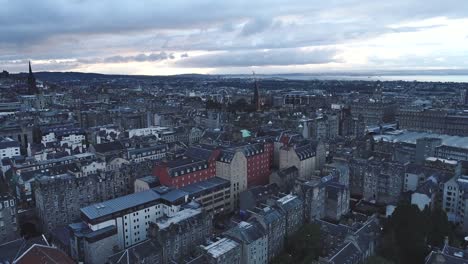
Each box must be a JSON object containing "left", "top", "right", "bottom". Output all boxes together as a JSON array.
[
  {"left": 80, "top": 189, "right": 188, "bottom": 250},
  {"left": 0, "top": 137, "right": 20, "bottom": 159}
]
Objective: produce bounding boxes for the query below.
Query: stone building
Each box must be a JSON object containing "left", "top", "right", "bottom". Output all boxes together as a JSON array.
[
  {"left": 250, "top": 206, "right": 286, "bottom": 262},
  {"left": 350, "top": 159, "right": 405, "bottom": 204},
  {"left": 34, "top": 170, "right": 130, "bottom": 234},
  {"left": 279, "top": 139, "right": 326, "bottom": 179},
  {"left": 296, "top": 174, "right": 350, "bottom": 222},
  {"left": 151, "top": 208, "right": 213, "bottom": 263},
  {"left": 0, "top": 194, "right": 18, "bottom": 244},
  {"left": 350, "top": 100, "right": 397, "bottom": 125},
  {"left": 200, "top": 237, "right": 242, "bottom": 264},
  {"left": 398, "top": 108, "right": 468, "bottom": 136},
  {"left": 224, "top": 220, "right": 268, "bottom": 264}
]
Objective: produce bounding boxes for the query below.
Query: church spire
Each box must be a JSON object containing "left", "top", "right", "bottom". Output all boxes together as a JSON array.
[
  {"left": 27, "top": 61, "right": 38, "bottom": 95},
  {"left": 252, "top": 71, "right": 261, "bottom": 111}
]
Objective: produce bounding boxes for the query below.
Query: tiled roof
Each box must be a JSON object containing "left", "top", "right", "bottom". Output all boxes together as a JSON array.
[
  {"left": 165, "top": 158, "right": 209, "bottom": 177},
  {"left": 93, "top": 141, "right": 124, "bottom": 153},
  {"left": 224, "top": 220, "right": 266, "bottom": 244},
  {"left": 14, "top": 244, "right": 74, "bottom": 264},
  {"left": 0, "top": 236, "right": 49, "bottom": 263}
]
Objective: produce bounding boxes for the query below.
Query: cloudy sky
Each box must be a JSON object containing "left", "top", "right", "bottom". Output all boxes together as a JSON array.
[{"left": 1, "top": 0, "right": 468, "bottom": 75}]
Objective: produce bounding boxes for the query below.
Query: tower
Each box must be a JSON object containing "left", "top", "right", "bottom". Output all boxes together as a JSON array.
[
  {"left": 252, "top": 72, "right": 261, "bottom": 111},
  {"left": 27, "top": 61, "right": 39, "bottom": 95}
]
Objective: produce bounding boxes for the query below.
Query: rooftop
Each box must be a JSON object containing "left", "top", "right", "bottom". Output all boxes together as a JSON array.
[
  {"left": 155, "top": 208, "right": 201, "bottom": 230},
  {"left": 81, "top": 189, "right": 161, "bottom": 221},
  {"left": 202, "top": 238, "right": 239, "bottom": 258}
]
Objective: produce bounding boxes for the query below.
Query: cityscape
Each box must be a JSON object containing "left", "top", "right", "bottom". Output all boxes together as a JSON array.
[{"left": 1, "top": 1, "right": 468, "bottom": 264}]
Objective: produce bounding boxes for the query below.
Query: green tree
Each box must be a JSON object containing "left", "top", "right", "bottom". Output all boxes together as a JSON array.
[
  {"left": 427, "top": 208, "right": 451, "bottom": 247},
  {"left": 272, "top": 223, "right": 322, "bottom": 264},
  {"left": 365, "top": 256, "right": 394, "bottom": 264},
  {"left": 381, "top": 203, "right": 451, "bottom": 264}
]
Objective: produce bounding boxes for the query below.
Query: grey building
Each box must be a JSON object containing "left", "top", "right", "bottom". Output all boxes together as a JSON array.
[
  {"left": 0, "top": 194, "right": 18, "bottom": 244},
  {"left": 318, "top": 215, "right": 381, "bottom": 264},
  {"left": 107, "top": 239, "right": 163, "bottom": 264},
  {"left": 274, "top": 194, "right": 304, "bottom": 237},
  {"left": 200, "top": 237, "right": 242, "bottom": 264},
  {"left": 398, "top": 108, "right": 468, "bottom": 136},
  {"left": 296, "top": 174, "right": 350, "bottom": 222},
  {"left": 34, "top": 171, "right": 130, "bottom": 234},
  {"left": 250, "top": 206, "right": 286, "bottom": 261},
  {"left": 349, "top": 158, "right": 405, "bottom": 204},
  {"left": 224, "top": 220, "right": 268, "bottom": 264},
  {"left": 151, "top": 208, "right": 212, "bottom": 264}
]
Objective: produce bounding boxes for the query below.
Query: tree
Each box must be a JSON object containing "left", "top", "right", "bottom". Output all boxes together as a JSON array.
[
  {"left": 365, "top": 256, "right": 394, "bottom": 264},
  {"left": 381, "top": 203, "right": 451, "bottom": 264},
  {"left": 427, "top": 208, "right": 451, "bottom": 247},
  {"left": 272, "top": 223, "right": 322, "bottom": 264}
]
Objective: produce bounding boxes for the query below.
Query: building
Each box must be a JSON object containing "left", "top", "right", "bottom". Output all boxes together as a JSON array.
[
  {"left": 150, "top": 206, "right": 212, "bottom": 263},
  {"left": 274, "top": 194, "right": 304, "bottom": 237},
  {"left": 0, "top": 236, "right": 49, "bottom": 263},
  {"left": 398, "top": 109, "right": 468, "bottom": 136},
  {"left": 318, "top": 215, "right": 381, "bottom": 264},
  {"left": 0, "top": 137, "right": 20, "bottom": 160},
  {"left": 441, "top": 163, "right": 468, "bottom": 233},
  {"left": 349, "top": 158, "right": 405, "bottom": 204},
  {"left": 250, "top": 206, "right": 286, "bottom": 261},
  {"left": 71, "top": 189, "right": 191, "bottom": 263},
  {"left": 27, "top": 61, "right": 39, "bottom": 95},
  {"left": 127, "top": 144, "right": 168, "bottom": 163},
  {"left": 14, "top": 244, "right": 74, "bottom": 264},
  {"left": 411, "top": 177, "right": 438, "bottom": 211},
  {"left": 153, "top": 147, "right": 219, "bottom": 188},
  {"left": 224, "top": 220, "right": 268, "bottom": 264},
  {"left": 34, "top": 171, "right": 130, "bottom": 235},
  {"left": 350, "top": 100, "right": 397, "bottom": 125},
  {"left": 269, "top": 166, "right": 299, "bottom": 193},
  {"left": 217, "top": 142, "right": 273, "bottom": 188},
  {"left": 296, "top": 174, "right": 350, "bottom": 222},
  {"left": 107, "top": 239, "right": 163, "bottom": 264},
  {"left": 239, "top": 184, "right": 279, "bottom": 212},
  {"left": 425, "top": 243, "right": 468, "bottom": 264},
  {"left": 216, "top": 142, "right": 273, "bottom": 210},
  {"left": 40, "top": 125, "right": 86, "bottom": 152},
  {"left": 200, "top": 237, "right": 241, "bottom": 264},
  {"left": 0, "top": 194, "right": 18, "bottom": 244},
  {"left": 134, "top": 175, "right": 159, "bottom": 192},
  {"left": 279, "top": 139, "right": 325, "bottom": 180},
  {"left": 415, "top": 137, "right": 443, "bottom": 164},
  {"left": 180, "top": 177, "right": 231, "bottom": 215},
  {"left": 374, "top": 130, "right": 468, "bottom": 162}
]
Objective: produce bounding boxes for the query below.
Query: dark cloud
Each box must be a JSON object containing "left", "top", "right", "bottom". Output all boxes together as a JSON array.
[
  {"left": 177, "top": 48, "right": 338, "bottom": 67},
  {"left": 103, "top": 52, "right": 175, "bottom": 63},
  {"left": 1, "top": 0, "right": 468, "bottom": 72},
  {"left": 240, "top": 18, "right": 273, "bottom": 36},
  {"left": 180, "top": 53, "right": 189, "bottom": 58}
]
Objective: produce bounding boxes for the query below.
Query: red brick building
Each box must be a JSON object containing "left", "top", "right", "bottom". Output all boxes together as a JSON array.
[
  {"left": 218, "top": 141, "right": 273, "bottom": 187},
  {"left": 153, "top": 147, "right": 219, "bottom": 188}
]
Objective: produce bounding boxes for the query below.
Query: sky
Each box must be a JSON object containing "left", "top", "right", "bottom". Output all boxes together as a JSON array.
[{"left": 1, "top": 0, "right": 468, "bottom": 75}]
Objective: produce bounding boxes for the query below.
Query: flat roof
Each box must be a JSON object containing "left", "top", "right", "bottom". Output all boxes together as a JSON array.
[
  {"left": 374, "top": 130, "right": 468, "bottom": 149},
  {"left": 81, "top": 190, "right": 161, "bottom": 221}
]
